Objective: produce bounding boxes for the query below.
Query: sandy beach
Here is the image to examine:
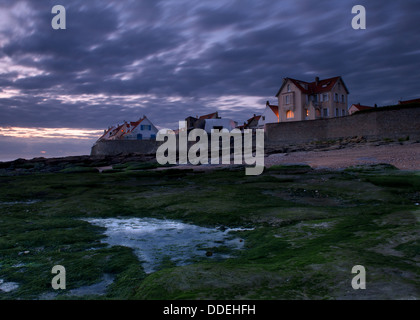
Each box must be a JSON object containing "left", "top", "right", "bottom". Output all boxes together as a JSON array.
[{"left": 264, "top": 142, "right": 420, "bottom": 170}]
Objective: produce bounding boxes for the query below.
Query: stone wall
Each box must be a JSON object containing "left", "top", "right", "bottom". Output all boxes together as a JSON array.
[
  {"left": 91, "top": 140, "right": 162, "bottom": 156},
  {"left": 265, "top": 105, "right": 420, "bottom": 147},
  {"left": 91, "top": 105, "right": 420, "bottom": 156}
]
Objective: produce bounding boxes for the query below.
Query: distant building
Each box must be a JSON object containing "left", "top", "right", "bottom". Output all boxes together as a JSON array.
[
  {"left": 98, "top": 116, "right": 158, "bottom": 141},
  {"left": 184, "top": 112, "right": 236, "bottom": 133},
  {"left": 198, "top": 112, "right": 220, "bottom": 120},
  {"left": 257, "top": 101, "right": 279, "bottom": 127},
  {"left": 123, "top": 116, "right": 159, "bottom": 140},
  {"left": 275, "top": 76, "right": 349, "bottom": 122},
  {"left": 204, "top": 119, "right": 237, "bottom": 133},
  {"left": 244, "top": 114, "right": 261, "bottom": 129},
  {"left": 349, "top": 103, "right": 375, "bottom": 115}
]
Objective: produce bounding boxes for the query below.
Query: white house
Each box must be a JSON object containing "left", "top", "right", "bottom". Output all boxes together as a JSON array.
[
  {"left": 123, "top": 116, "right": 159, "bottom": 140},
  {"left": 257, "top": 101, "right": 279, "bottom": 127}
]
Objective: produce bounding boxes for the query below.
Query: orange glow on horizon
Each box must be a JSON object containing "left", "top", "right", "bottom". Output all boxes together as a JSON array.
[{"left": 0, "top": 127, "right": 103, "bottom": 140}]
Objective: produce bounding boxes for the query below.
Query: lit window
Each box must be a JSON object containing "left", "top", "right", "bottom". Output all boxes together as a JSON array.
[
  {"left": 286, "top": 110, "right": 294, "bottom": 119},
  {"left": 305, "top": 109, "right": 309, "bottom": 117}
]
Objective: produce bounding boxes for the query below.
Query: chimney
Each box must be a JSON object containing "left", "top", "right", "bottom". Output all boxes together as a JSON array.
[{"left": 315, "top": 77, "right": 320, "bottom": 85}]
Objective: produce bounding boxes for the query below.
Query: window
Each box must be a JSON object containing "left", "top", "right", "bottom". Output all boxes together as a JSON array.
[
  {"left": 335, "top": 108, "right": 339, "bottom": 117},
  {"left": 262, "top": 116, "right": 265, "bottom": 121},
  {"left": 323, "top": 108, "right": 329, "bottom": 117},
  {"left": 342, "top": 109, "right": 346, "bottom": 116},
  {"left": 287, "top": 84, "right": 291, "bottom": 92},
  {"left": 305, "top": 109, "right": 309, "bottom": 118},
  {"left": 341, "top": 95, "right": 345, "bottom": 103},
  {"left": 334, "top": 93, "right": 339, "bottom": 102},
  {"left": 286, "top": 110, "right": 294, "bottom": 119},
  {"left": 322, "top": 93, "right": 328, "bottom": 102},
  {"left": 284, "top": 95, "right": 291, "bottom": 105}
]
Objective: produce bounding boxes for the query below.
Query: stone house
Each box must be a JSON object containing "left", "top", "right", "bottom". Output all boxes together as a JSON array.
[{"left": 275, "top": 76, "right": 349, "bottom": 122}]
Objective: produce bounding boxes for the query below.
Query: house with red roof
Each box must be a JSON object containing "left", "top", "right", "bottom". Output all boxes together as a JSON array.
[
  {"left": 349, "top": 103, "right": 375, "bottom": 115},
  {"left": 198, "top": 112, "right": 220, "bottom": 120},
  {"left": 398, "top": 98, "right": 420, "bottom": 105},
  {"left": 98, "top": 116, "right": 158, "bottom": 141},
  {"left": 275, "top": 76, "right": 349, "bottom": 122},
  {"left": 122, "top": 116, "right": 159, "bottom": 140},
  {"left": 258, "top": 101, "right": 280, "bottom": 127},
  {"left": 244, "top": 114, "right": 261, "bottom": 129}
]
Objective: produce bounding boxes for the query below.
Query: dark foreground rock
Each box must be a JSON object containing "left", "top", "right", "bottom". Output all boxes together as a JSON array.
[{"left": 0, "top": 153, "right": 157, "bottom": 176}]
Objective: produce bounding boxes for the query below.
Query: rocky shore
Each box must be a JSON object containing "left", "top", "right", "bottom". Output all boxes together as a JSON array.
[{"left": 1, "top": 136, "right": 419, "bottom": 176}]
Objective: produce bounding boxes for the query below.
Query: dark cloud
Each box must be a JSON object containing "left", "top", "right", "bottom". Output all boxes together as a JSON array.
[{"left": 0, "top": 0, "right": 419, "bottom": 160}]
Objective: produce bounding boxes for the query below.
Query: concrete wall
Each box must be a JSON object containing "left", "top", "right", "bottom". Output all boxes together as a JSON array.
[
  {"left": 91, "top": 140, "right": 162, "bottom": 156},
  {"left": 265, "top": 105, "right": 420, "bottom": 147}
]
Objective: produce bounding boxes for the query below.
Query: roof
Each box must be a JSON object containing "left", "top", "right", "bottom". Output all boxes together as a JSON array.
[
  {"left": 399, "top": 98, "right": 420, "bottom": 105},
  {"left": 350, "top": 103, "right": 374, "bottom": 111},
  {"left": 126, "top": 117, "right": 145, "bottom": 133},
  {"left": 199, "top": 112, "right": 218, "bottom": 120},
  {"left": 266, "top": 103, "right": 279, "bottom": 117},
  {"left": 246, "top": 115, "right": 261, "bottom": 123},
  {"left": 275, "top": 76, "right": 350, "bottom": 97}
]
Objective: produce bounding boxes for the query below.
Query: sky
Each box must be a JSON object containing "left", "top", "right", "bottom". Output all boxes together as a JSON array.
[{"left": 0, "top": 0, "right": 419, "bottom": 161}]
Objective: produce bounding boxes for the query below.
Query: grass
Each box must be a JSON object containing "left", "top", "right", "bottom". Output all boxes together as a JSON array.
[{"left": 0, "top": 162, "right": 419, "bottom": 299}]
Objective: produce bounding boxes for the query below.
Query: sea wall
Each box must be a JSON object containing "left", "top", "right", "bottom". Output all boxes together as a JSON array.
[
  {"left": 265, "top": 105, "right": 420, "bottom": 147},
  {"left": 91, "top": 140, "right": 162, "bottom": 156},
  {"left": 91, "top": 105, "right": 420, "bottom": 156}
]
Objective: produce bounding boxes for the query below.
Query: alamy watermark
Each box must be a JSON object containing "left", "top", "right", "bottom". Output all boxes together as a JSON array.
[
  {"left": 352, "top": 5, "right": 366, "bottom": 30},
  {"left": 156, "top": 121, "right": 265, "bottom": 176},
  {"left": 351, "top": 265, "right": 366, "bottom": 290},
  {"left": 51, "top": 265, "right": 66, "bottom": 290},
  {"left": 51, "top": 5, "right": 367, "bottom": 31}
]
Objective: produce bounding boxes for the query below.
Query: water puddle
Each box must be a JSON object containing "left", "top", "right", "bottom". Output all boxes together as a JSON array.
[
  {"left": 67, "top": 274, "right": 114, "bottom": 297},
  {"left": 0, "top": 200, "right": 40, "bottom": 205},
  {"left": 0, "top": 279, "right": 19, "bottom": 293},
  {"left": 83, "top": 218, "right": 251, "bottom": 273}
]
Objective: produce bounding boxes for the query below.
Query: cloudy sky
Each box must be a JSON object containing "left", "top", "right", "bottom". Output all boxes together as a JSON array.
[{"left": 0, "top": 0, "right": 419, "bottom": 161}]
